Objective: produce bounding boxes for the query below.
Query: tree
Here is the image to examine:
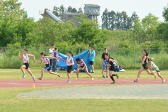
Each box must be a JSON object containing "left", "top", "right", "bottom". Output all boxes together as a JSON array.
[
  {"left": 163, "top": 6, "right": 168, "bottom": 22},
  {"left": 101, "top": 8, "right": 109, "bottom": 29},
  {"left": 78, "top": 7, "right": 83, "bottom": 13},
  {"left": 67, "top": 6, "right": 73, "bottom": 12}
]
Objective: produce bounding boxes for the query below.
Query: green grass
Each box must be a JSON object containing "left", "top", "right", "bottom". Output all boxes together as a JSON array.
[
  {"left": 0, "top": 68, "right": 168, "bottom": 79},
  {"left": 0, "top": 69, "right": 168, "bottom": 112}
]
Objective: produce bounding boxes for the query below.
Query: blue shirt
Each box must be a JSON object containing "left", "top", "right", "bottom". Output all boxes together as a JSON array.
[{"left": 89, "top": 50, "right": 96, "bottom": 61}]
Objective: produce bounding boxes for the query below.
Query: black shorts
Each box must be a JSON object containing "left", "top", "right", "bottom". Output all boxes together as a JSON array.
[
  {"left": 80, "top": 66, "right": 85, "bottom": 69},
  {"left": 142, "top": 64, "right": 148, "bottom": 69},
  {"left": 67, "top": 65, "right": 73, "bottom": 73},
  {"left": 89, "top": 61, "right": 94, "bottom": 65},
  {"left": 24, "top": 63, "right": 29, "bottom": 69},
  {"left": 109, "top": 66, "right": 115, "bottom": 71}
]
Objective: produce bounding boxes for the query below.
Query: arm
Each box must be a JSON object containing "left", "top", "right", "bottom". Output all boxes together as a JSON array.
[
  {"left": 39, "top": 59, "right": 42, "bottom": 64},
  {"left": 18, "top": 51, "right": 23, "bottom": 60},
  {"left": 44, "top": 56, "right": 58, "bottom": 59},
  {"left": 138, "top": 56, "right": 146, "bottom": 62},
  {"left": 28, "top": 54, "right": 36, "bottom": 62}
]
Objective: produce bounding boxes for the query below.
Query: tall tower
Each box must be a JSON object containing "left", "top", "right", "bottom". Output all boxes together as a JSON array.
[{"left": 84, "top": 4, "right": 100, "bottom": 20}]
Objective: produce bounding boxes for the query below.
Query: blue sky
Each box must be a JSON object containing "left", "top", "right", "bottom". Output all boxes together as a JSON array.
[{"left": 19, "top": 0, "right": 168, "bottom": 23}]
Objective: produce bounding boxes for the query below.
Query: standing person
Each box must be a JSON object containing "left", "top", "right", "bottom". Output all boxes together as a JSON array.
[
  {"left": 105, "top": 54, "right": 119, "bottom": 84},
  {"left": 134, "top": 50, "right": 156, "bottom": 82},
  {"left": 62, "top": 51, "right": 74, "bottom": 83},
  {"left": 38, "top": 52, "right": 60, "bottom": 80},
  {"left": 102, "top": 48, "right": 109, "bottom": 78},
  {"left": 49, "top": 44, "right": 55, "bottom": 70},
  {"left": 148, "top": 58, "right": 165, "bottom": 83},
  {"left": 76, "top": 58, "right": 94, "bottom": 80},
  {"left": 18, "top": 49, "right": 36, "bottom": 82},
  {"left": 52, "top": 48, "right": 60, "bottom": 72},
  {"left": 89, "top": 47, "right": 96, "bottom": 73}
]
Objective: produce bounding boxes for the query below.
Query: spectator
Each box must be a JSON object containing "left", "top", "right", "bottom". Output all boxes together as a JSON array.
[{"left": 89, "top": 47, "right": 96, "bottom": 73}]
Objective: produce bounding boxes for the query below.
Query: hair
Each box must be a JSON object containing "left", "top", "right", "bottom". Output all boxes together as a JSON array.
[
  {"left": 104, "top": 48, "right": 107, "bottom": 50},
  {"left": 92, "top": 47, "right": 95, "bottom": 50},
  {"left": 143, "top": 49, "right": 148, "bottom": 56},
  {"left": 68, "top": 51, "right": 73, "bottom": 57},
  {"left": 24, "top": 49, "right": 28, "bottom": 52},
  {"left": 54, "top": 48, "right": 58, "bottom": 51},
  {"left": 76, "top": 58, "right": 81, "bottom": 61},
  {"left": 51, "top": 44, "right": 55, "bottom": 46},
  {"left": 40, "top": 52, "right": 46, "bottom": 56},
  {"left": 105, "top": 53, "right": 113, "bottom": 59}
]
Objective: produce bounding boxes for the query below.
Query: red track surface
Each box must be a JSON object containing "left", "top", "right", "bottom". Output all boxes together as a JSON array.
[{"left": 0, "top": 79, "right": 167, "bottom": 88}]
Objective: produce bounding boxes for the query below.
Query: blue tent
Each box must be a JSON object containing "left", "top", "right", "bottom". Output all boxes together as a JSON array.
[{"left": 57, "top": 50, "right": 90, "bottom": 72}]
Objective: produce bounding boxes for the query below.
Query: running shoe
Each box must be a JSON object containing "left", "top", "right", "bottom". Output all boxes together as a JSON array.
[
  {"left": 57, "top": 75, "right": 60, "bottom": 78},
  {"left": 91, "top": 78, "right": 94, "bottom": 80},
  {"left": 162, "top": 79, "right": 165, "bottom": 83},
  {"left": 38, "top": 78, "right": 42, "bottom": 80},
  {"left": 90, "top": 71, "right": 94, "bottom": 73},
  {"left": 102, "top": 76, "right": 105, "bottom": 78},
  {"left": 134, "top": 79, "right": 139, "bottom": 82},
  {"left": 66, "top": 80, "right": 71, "bottom": 83},
  {"left": 32, "top": 77, "right": 36, "bottom": 82},
  {"left": 106, "top": 76, "right": 108, "bottom": 78},
  {"left": 22, "top": 74, "right": 26, "bottom": 78},
  {"left": 76, "top": 78, "right": 79, "bottom": 80},
  {"left": 111, "top": 81, "right": 115, "bottom": 84},
  {"left": 116, "top": 74, "right": 119, "bottom": 79}
]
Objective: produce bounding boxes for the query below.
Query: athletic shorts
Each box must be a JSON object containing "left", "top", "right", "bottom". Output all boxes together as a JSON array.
[
  {"left": 67, "top": 65, "right": 73, "bottom": 73},
  {"left": 79, "top": 66, "right": 85, "bottom": 69},
  {"left": 142, "top": 64, "right": 148, "bottom": 69},
  {"left": 23, "top": 63, "right": 29, "bottom": 69},
  {"left": 44, "top": 64, "right": 51, "bottom": 71},
  {"left": 151, "top": 67, "right": 160, "bottom": 72},
  {"left": 109, "top": 66, "right": 115, "bottom": 71},
  {"left": 89, "top": 61, "right": 94, "bottom": 65},
  {"left": 102, "top": 60, "right": 108, "bottom": 69}
]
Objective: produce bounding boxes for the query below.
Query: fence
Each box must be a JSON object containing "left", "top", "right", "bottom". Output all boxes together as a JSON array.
[{"left": 0, "top": 47, "right": 168, "bottom": 69}]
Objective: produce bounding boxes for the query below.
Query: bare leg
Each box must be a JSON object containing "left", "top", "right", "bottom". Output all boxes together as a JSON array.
[
  {"left": 85, "top": 67, "right": 93, "bottom": 78},
  {"left": 91, "top": 65, "right": 94, "bottom": 72},
  {"left": 20, "top": 65, "right": 26, "bottom": 75},
  {"left": 67, "top": 72, "right": 71, "bottom": 81},
  {"left": 145, "top": 69, "right": 155, "bottom": 75},
  {"left": 40, "top": 69, "right": 45, "bottom": 79},
  {"left": 26, "top": 68, "right": 34, "bottom": 78},
  {"left": 136, "top": 67, "right": 144, "bottom": 80},
  {"left": 76, "top": 68, "right": 80, "bottom": 78},
  {"left": 156, "top": 72, "right": 164, "bottom": 80},
  {"left": 48, "top": 70, "right": 59, "bottom": 76},
  {"left": 102, "top": 69, "right": 105, "bottom": 76}
]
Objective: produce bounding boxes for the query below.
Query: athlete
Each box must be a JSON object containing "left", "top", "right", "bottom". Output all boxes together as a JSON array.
[
  {"left": 62, "top": 51, "right": 74, "bottom": 83},
  {"left": 18, "top": 49, "right": 36, "bottom": 82},
  {"left": 148, "top": 58, "right": 165, "bottom": 83},
  {"left": 105, "top": 54, "right": 119, "bottom": 84},
  {"left": 134, "top": 50, "right": 156, "bottom": 82},
  {"left": 38, "top": 52, "right": 60, "bottom": 80},
  {"left": 76, "top": 58, "right": 94, "bottom": 80}
]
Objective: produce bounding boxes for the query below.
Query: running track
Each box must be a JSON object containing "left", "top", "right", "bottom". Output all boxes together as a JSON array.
[{"left": 0, "top": 79, "right": 167, "bottom": 88}]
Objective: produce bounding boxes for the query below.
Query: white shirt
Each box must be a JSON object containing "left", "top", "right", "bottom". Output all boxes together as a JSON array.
[
  {"left": 49, "top": 48, "right": 54, "bottom": 57},
  {"left": 23, "top": 54, "right": 29, "bottom": 63},
  {"left": 67, "top": 56, "right": 74, "bottom": 66}
]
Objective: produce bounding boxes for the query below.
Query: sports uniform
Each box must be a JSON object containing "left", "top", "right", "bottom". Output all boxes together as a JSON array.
[
  {"left": 42, "top": 58, "right": 51, "bottom": 71},
  {"left": 67, "top": 56, "right": 74, "bottom": 73},
  {"left": 23, "top": 54, "right": 29, "bottom": 69}
]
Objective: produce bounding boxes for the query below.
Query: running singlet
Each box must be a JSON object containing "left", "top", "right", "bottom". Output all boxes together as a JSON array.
[
  {"left": 77, "top": 60, "right": 84, "bottom": 67},
  {"left": 67, "top": 57, "right": 74, "bottom": 66},
  {"left": 42, "top": 58, "right": 50, "bottom": 64},
  {"left": 23, "top": 54, "right": 29, "bottom": 63},
  {"left": 151, "top": 61, "right": 158, "bottom": 68},
  {"left": 142, "top": 56, "right": 148, "bottom": 64},
  {"left": 107, "top": 59, "right": 114, "bottom": 67}
]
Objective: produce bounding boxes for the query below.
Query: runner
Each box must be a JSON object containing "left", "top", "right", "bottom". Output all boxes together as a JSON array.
[
  {"left": 18, "top": 49, "right": 36, "bottom": 82},
  {"left": 76, "top": 58, "right": 94, "bottom": 80},
  {"left": 148, "top": 58, "right": 165, "bottom": 83},
  {"left": 134, "top": 50, "right": 156, "bottom": 82},
  {"left": 62, "top": 51, "right": 74, "bottom": 83},
  {"left": 105, "top": 54, "right": 119, "bottom": 84},
  {"left": 38, "top": 52, "right": 60, "bottom": 80}
]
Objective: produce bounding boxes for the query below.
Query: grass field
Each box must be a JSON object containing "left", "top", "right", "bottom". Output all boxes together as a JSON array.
[{"left": 0, "top": 68, "right": 168, "bottom": 112}]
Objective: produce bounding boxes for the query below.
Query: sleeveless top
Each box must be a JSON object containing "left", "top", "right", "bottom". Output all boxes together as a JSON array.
[
  {"left": 142, "top": 56, "right": 148, "bottom": 64},
  {"left": 23, "top": 54, "right": 29, "bottom": 63},
  {"left": 42, "top": 58, "right": 50, "bottom": 65},
  {"left": 67, "top": 56, "right": 74, "bottom": 66},
  {"left": 151, "top": 61, "right": 158, "bottom": 68},
  {"left": 77, "top": 60, "right": 85, "bottom": 67},
  {"left": 107, "top": 58, "right": 114, "bottom": 67}
]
